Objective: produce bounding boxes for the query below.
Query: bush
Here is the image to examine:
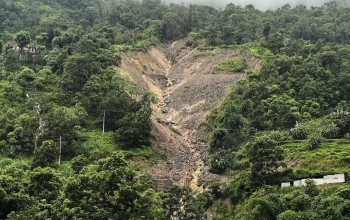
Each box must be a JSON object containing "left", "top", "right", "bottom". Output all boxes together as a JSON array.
[
  {"left": 304, "top": 179, "right": 320, "bottom": 197},
  {"left": 213, "top": 59, "right": 248, "bottom": 72},
  {"left": 324, "top": 110, "right": 350, "bottom": 137},
  {"left": 208, "top": 148, "right": 235, "bottom": 173},
  {"left": 304, "top": 133, "right": 322, "bottom": 150},
  {"left": 290, "top": 122, "right": 309, "bottom": 140},
  {"left": 338, "top": 188, "right": 350, "bottom": 200},
  {"left": 226, "top": 172, "right": 256, "bottom": 205},
  {"left": 277, "top": 210, "right": 298, "bottom": 220},
  {"left": 290, "top": 194, "right": 311, "bottom": 212},
  {"left": 267, "top": 130, "right": 288, "bottom": 143},
  {"left": 320, "top": 122, "right": 339, "bottom": 139},
  {"left": 71, "top": 155, "right": 88, "bottom": 173},
  {"left": 31, "top": 140, "right": 58, "bottom": 169}
]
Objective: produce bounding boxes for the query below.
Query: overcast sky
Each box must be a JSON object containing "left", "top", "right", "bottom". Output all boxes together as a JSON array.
[{"left": 163, "top": 0, "right": 348, "bottom": 11}]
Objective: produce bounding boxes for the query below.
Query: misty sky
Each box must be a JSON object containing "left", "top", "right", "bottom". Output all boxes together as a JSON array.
[{"left": 163, "top": 0, "right": 345, "bottom": 10}]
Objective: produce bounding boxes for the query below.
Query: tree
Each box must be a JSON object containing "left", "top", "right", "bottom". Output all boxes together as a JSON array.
[
  {"left": 17, "top": 67, "right": 35, "bottom": 88},
  {"left": 277, "top": 210, "right": 298, "bottom": 220},
  {"left": 304, "top": 179, "right": 320, "bottom": 197},
  {"left": 27, "top": 167, "right": 61, "bottom": 202},
  {"left": 15, "top": 31, "right": 31, "bottom": 49},
  {"left": 70, "top": 154, "right": 88, "bottom": 173},
  {"left": 12, "top": 112, "right": 39, "bottom": 154},
  {"left": 0, "top": 173, "right": 32, "bottom": 219},
  {"left": 52, "top": 153, "right": 164, "bottom": 219},
  {"left": 45, "top": 105, "right": 86, "bottom": 139},
  {"left": 236, "top": 198, "right": 276, "bottom": 220},
  {"left": 304, "top": 132, "right": 323, "bottom": 150},
  {"left": 263, "top": 21, "right": 272, "bottom": 38},
  {"left": 115, "top": 106, "right": 152, "bottom": 148},
  {"left": 290, "top": 122, "right": 309, "bottom": 140},
  {"left": 61, "top": 53, "right": 101, "bottom": 94},
  {"left": 31, "top": 140, "right": 58, "bottom": 169},
  {"left": 324, "top": 110, "right": 350, "bottom": 137},
  {"left": 246, "top": 136, "right": 284, "bottom": 182},
  {"left": 0, "top": 39, "right": 3, "bottom": 52}
]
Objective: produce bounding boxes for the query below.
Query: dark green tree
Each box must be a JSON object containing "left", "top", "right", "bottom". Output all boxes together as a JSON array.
[
  {"left": 52, "top": 153, "right": 164, "bottom": 219},
  {"left": 263, "top": 21, "right": 272, "bottom": 38},
  {"left": 115, "top": 106, "right": 152, "bottom": 149},
  {"left": 27, "top": 167, "right": 61, "bottom": 202},
  {"left": 15, "top": 31, "right": 31, "bottom": 49},
  {"left": 31, "top": 140, "right": 58, "bottom": 169},
  {"left": 246, "top": 136, "right": 284, "bottom": 183}
]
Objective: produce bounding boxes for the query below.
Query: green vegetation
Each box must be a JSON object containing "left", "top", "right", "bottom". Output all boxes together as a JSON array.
[
  {"left": 192, "top": 52, "right": 214, "bottom": 59},
  {"left": 283, "top": 139, "right": 350, "bottom": 175},
  {"left": 0, "top": 0, "right": 350, "bottom": 219},
  {"left": 213, "top": 59, "right": 248, "bottom": 72}
]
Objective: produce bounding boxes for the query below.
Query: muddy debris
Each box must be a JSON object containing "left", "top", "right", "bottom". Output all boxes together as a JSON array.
[{"left": 119, "top": 40, "right": 259, "bottom": 191}]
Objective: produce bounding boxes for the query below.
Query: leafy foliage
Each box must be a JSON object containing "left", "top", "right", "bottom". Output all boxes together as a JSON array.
[
  {"left": 213, "top": 59, "right": 248, "bottom": 72},
  {"left": 290, "top": 123, "right": 309, "bottom": 140},
  {"left": 1, "top": 0, "right": 350, "bottom": 219},
  {"left": 31, "top": 140, "right": 58, "bottom": 169},
  {"left": 246, "top": 136, "right": 284, "bottom": 182},
  {"left": 304, "top": 132, "right": 323, "bottom": 150}
]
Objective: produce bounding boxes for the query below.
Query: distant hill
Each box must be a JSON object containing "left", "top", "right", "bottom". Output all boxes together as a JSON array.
[{"left": 163, "top": 0, "right": 344, "bottom": 10}]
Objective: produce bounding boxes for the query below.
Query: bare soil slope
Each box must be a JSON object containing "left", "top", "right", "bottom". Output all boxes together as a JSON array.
[{"left": 119, "top": 41, "right": 259, "bottom": 191}]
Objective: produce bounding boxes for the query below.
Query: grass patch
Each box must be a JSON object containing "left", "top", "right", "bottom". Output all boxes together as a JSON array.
[
  {"left": 198, "top": 45, "right": 217, "bottom": 50},
  {"left": 0, "top": 156, "right": 31, "bottom": 170},
  {"left": 121, "top": 147, "right": 163, "bottom": 170},
  {"left": 281, "top": 139, "right": 350, "bottom": 176},
  {"left": 81, "top": 130, "right": 161, "bottom": 169},
  {"left": 249, "top": 46, "right": 273, "bottom": 58},
  {"left": 122, "top": 147, "right": 159, "bottom": 160},
  {"left": 81, "top": 131, "right": 118, "bottom": 153},
  {"left": 193, "top": 52, "right": 214, "bottom": 59},
  {"left": 213, "top": 59, "right": 248, "bottom": 72}
]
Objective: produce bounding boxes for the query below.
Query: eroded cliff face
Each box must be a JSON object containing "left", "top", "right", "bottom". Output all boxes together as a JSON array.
[{"left": 119, "top": 40, "right": 260, "bottom": 191}]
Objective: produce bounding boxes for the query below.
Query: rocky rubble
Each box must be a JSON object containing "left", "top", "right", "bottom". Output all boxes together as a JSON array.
[{"left": 120, "top": 40, "right": 259, "bottom": 191}]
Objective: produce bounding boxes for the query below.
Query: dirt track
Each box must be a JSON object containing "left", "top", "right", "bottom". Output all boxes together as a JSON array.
[{"left": 119, "top": 40, "right": 259, "bottom": 191}]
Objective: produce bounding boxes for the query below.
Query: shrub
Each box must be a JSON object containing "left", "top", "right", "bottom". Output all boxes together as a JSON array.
[
  {"left": 290, "top": 194, "right": 311, "bottom": 212},
  {"left": 320, "top": 122, "right": 339, "bottom": 139},
  {"left": 226, "top": 172, "right": 256, "bottom": 204},
  {"left": 277, "top": 210, "right": 298, "bottom": 220},
  {"left": 208, "top": 148, "right": 235, "bottom": 173},
  {"left": 71, "top": 155, "right": 88, "bottom": 173},
  {"left": 267, "top": 130, "right": 288, "bottom": 143},
  {"left": 304, "top": 133, "right": 323, "bottom": 150},
  {"left": 213, "top": 59, "right": 248, "bottom": 72},
  {"left": 290, "top": 122, "right": 309, "bottom": 140},
  {"left": 324, "top": 110, "right": 350, "bottom": 137},
  {"left": 338, "top": 188, "right": 350, "bottom": 200},
  {"left": 31, "top": 140, "right": 58, "bottom": 169},
  {"left": 304, "top": 179, "right": 320, "bottom": 197}
]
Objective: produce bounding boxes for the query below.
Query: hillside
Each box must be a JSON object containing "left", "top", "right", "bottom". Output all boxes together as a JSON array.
[
  {"left": 1, "top": 0, "right": 350, "bottom": 219},
  {"left": 119, "top": 40, "right": 259, "bottom": 190}
]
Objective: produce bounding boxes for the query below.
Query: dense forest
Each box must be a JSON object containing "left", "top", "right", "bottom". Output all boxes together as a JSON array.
[{"left": 0, "top": 0, "right": 350, "bottom": 219}]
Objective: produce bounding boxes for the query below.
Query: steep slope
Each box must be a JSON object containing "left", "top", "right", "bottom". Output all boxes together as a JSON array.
[{"left": 119, "top": 40, "right": 259, "bottom": 191}]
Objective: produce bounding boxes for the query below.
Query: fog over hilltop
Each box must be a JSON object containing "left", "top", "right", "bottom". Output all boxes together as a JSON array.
[{"left": 163, "top": 0, "right": 349, "bottom": 10}]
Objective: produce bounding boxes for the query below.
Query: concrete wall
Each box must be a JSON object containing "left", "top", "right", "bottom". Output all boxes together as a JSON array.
[
  {"left": 281, "top": 182, "right": 291, "bottom": 187},
  {"left": 324, "top": 174, "right": 346, "bottom": 184},
  {"left": 313, "top": 178, "right": 325, "bottom": 185},
  {"left": 281, "top": 173, "right": 346, "bottom": 187},
  {"left": 293, "top": 180, "right": 301, "bottom": 187}
]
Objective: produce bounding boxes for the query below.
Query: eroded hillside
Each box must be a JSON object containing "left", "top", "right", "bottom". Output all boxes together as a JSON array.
[{"left": 119, "top": 40, "right": 260, "bottom": 191}]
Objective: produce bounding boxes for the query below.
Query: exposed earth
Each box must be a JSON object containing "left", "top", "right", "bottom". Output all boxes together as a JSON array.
[{"left": 119, "top": 40, "right": 260, "bottom": 191}]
